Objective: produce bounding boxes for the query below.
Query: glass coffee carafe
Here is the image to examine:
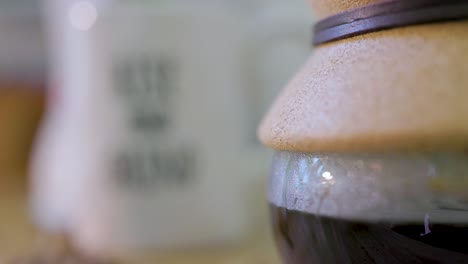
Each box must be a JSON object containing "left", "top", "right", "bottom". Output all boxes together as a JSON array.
[
  {"left": 258, "top": 0, "right": 468, "bottom": 263},
  {"left": 268, "top": 152, "right": 468, "bottom": 263}
]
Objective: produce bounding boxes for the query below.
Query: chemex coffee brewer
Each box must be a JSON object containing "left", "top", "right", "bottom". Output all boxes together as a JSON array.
[{"left": 259, "top": 0, "right": 468, "bottom": 263}]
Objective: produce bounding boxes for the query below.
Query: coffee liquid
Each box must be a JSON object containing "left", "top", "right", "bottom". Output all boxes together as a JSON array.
[{"left": 270, "top": 204, "right": 468, "bottom": 264}]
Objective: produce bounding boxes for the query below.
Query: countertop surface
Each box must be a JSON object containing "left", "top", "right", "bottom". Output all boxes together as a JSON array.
[{"left": 0, "top": 176, "right": 280, "bottom": 264}]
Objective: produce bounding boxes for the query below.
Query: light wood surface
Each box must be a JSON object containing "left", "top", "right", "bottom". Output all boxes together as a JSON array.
[{"left": 0, "top": 178, "right": 280, "bottom": 264}]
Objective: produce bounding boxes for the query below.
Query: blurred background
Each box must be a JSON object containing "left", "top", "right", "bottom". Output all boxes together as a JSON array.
[{"left": 0, "top": 0, "right": 312, "bottom": 263}]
